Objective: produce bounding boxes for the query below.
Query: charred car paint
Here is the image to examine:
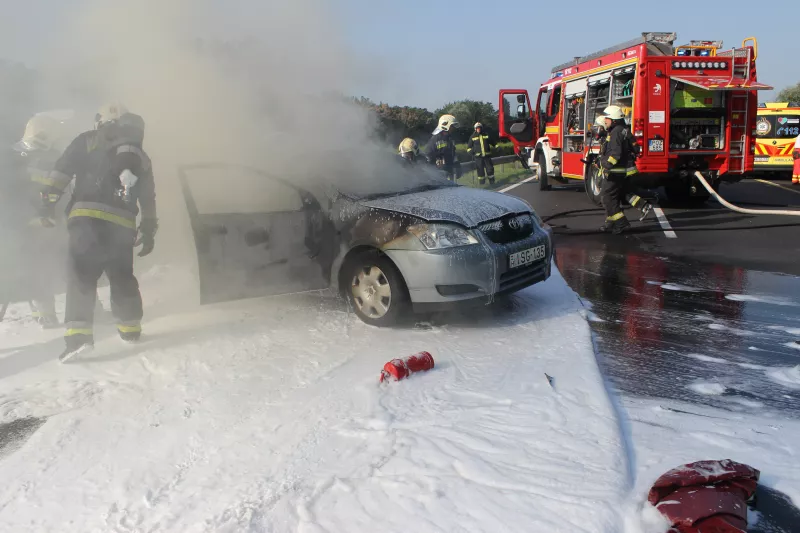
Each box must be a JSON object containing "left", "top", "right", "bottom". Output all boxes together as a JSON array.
[{"left": 178, "top": 162, "right": 553, "bottom": 324}]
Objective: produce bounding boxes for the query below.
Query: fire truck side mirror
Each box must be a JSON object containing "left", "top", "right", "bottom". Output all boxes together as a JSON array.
[{"left": 517, "top": 95, "right": 526, "bottom": 104}]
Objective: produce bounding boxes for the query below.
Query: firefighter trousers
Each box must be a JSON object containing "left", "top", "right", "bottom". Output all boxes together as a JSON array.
[
  {"left": 475, "top": 156, "right": 495, "bottom": 180},
  {"left": 601, "top": 173, "right": 628, "bottom": 221},
  {"left": 64, "top": 217, "right": 142, "bottom": 348}
]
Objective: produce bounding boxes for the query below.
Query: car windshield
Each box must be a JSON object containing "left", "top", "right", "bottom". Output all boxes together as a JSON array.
[{"left": 321, "top": 154, "right": 459, "bottom": 200}]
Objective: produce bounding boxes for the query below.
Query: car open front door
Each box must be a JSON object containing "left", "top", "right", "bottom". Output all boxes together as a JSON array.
[
  {"left": 499, "top": 89, "right": 537, "bottom": 149},
  {"left": 179, "top": 164, "right": 332, "bottom": 305}
]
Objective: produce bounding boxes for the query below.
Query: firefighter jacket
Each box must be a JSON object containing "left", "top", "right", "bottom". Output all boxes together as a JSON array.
[
  {"left": 599, "top": 121, "right": 638, "bottom": 177},
  {"left": 424, "top": 132, "right": 457, "bottom": 166},
  {"left": 466, "top": 131, "right": 495, "bottom": 157},
  {"left": 44, "top": 117, "right": 156, "bottom": 232}
]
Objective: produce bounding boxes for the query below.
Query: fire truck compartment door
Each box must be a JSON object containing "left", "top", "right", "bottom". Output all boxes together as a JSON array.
[
  {"left": 670, "top": 75, "right": 773, "bottom": 91},
  {"left": 588, "top": 72, "right": 611, "bottom": 86},
  {"left": 565, "top": 79, "right": 587, "bottom": 97}
]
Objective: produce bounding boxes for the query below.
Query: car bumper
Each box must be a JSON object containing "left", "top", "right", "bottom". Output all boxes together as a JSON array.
[{"left": 384, "top": 224, "right": 553, "bottom": 311}]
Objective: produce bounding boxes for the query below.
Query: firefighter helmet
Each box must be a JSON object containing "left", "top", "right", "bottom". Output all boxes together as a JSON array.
[
  {"left": 602, "top": 106, "right": 625, "bottom": 120},
  {"left": 398, "top": 137, "right": 419, "bottom": 155},
  {"left": 95, "top": 102, "right": 129, "bottom": 129},
  {"left": 12, "top": 110, "right": 76, "bottom": 154},
  {"left": 474, "top": 122, "right": 483, "bottom": 130},
  {"left": 594, "top": 115, "right": 607, "bottom": 127},
  {"left": 437, "top": 114, "right": 459, "bottom": 132}
]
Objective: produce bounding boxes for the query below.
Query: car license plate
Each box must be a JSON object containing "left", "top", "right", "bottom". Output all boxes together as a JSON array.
[{"left": 509, "top": 245, "right": 546, "bottom": 269}]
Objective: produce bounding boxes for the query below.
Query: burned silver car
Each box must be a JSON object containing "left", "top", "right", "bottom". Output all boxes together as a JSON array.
[{"left": 179, "top": 161, "right": 553, "bottom": 326}]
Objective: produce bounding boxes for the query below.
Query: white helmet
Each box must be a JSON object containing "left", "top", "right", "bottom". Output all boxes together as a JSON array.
[
  {"left": 398, "top": 137, "right": 419, "bottom": 155},
  {"left": 437, "top": 114, "right": 458, "bottom": 132},
  {"left": 12, "top": 110, "right": 76, "bottom": 154},
  {"left": 95, "top": 102, "right": 129, "bottom": 129},
  {"left": 474, "top": 122, "right": 483, "bottom": 130},
  {"left": 603, "top": 105, "right": 625, "bottom": 121},
  {"left": 594, "top": 115, "right": 607, "bottom": 127}
]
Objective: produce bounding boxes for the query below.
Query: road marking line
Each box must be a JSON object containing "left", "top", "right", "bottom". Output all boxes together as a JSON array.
[
  {"left": 653, "top": 207, "right": 677, "bottom": 238},
  {"left": 498, "top": 175, "right": 537, "bottom": 193},
  {"left": 754, "top": 179, "right": 800, "bottom": 196}
]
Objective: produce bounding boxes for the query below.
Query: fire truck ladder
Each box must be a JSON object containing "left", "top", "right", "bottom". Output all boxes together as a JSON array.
[{"left": 718, "top": 46, "right": 752, "bottom": 174}]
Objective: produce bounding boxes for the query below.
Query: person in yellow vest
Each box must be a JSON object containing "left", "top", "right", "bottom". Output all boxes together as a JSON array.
[
  {"left": 466, "top": 122, "right": 496, "bottom": 186},
  {"left": 792, "top": 133, "right": 800, "bottom": 185}
]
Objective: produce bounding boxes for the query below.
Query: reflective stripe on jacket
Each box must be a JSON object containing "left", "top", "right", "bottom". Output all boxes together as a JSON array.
[{"left": 467, "top": 133, "right": 494, "bottom": 157}]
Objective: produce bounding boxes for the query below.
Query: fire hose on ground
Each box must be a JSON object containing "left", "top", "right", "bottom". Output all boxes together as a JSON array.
[{"left": 693, "top": 171, "right": 800, "bottom": 217}]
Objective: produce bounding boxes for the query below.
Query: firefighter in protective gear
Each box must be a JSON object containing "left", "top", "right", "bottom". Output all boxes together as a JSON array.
[
  {"left": 43, "top": 104, "right": 158, "bottom": 362},
  {"left": 591, "top": 114, "right": 652, "bottom": 222},
  {"left": 424, "top": 114, "right": 462, "bottom": 181},
  {"left": 5, "top": 111, "right": 79, "bottom": 328},
  {"left": 792, "top": 133, "right": 800, "bottom": 185},
  {"left": 598, "top": 106, "right": 640, "bottom": 234},
  {"left": 398, "top": 137, "right": 420, "bottom": 164},
  {"left": 467, "top": 122, "right": 496, "bottom": 186}
]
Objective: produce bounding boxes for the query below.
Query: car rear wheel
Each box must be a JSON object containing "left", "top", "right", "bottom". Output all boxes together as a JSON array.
[{"left": 347, "top": 251, "right": 408, "bottom": 327}]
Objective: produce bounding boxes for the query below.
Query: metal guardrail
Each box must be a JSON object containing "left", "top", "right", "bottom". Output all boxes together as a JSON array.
[{"left": 458, "top": 154, "right": 518, "bottom": 173}]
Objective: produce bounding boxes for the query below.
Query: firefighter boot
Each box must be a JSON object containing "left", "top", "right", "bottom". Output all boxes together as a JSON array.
[
  {"left": 59, "top": 340, "right": 94, "bottom": 363},
  {"left": 793, "top": 176, "right": 799, "bottom": 185},
  {"left": 120, "top": 330, "right": 141, "bottom": 343},
  {"left": 639, "top": 202, "right": 653, "bottom": 221},
  {"left": 488, "top": 175, "right": 496, "bottom": 186},
  {"left": 600, "top": 214, "right": 631, "bottom": 235},
  {"left": 479, "top": 177, "right": 486, "bottom": 185}
]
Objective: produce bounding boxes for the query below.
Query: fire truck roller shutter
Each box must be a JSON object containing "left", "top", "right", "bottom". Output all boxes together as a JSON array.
[
  {"left": 565, "top": 78, "right": 588, "bottom": 97},
  {"left": 587, "top": 71, "right": 612, "bottom": 87}
]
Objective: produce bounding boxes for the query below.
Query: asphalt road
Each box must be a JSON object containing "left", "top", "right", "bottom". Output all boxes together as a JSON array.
[
  {"left": 511, "top": 177, "right": 800, "bottom": 275},
  {"left": 509, "top": 176, "right": 800, "bottom": 417},
  {"left": 507, "top": 176, "right": 800, "bottom": 530}
]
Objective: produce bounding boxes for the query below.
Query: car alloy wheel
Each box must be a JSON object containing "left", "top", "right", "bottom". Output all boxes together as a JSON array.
[{"left": 351, "top": 265, "right": 393, "bottom": 319}]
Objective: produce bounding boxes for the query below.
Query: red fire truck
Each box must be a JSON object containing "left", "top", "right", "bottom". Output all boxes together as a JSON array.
[{"left": 499, "top": 32, "right": 772, "bottom": 204}]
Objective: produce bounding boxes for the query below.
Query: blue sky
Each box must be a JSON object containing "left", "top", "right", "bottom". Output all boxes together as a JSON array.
[{"left": 2, "top": 0, "right": 795, "bottom": 110}]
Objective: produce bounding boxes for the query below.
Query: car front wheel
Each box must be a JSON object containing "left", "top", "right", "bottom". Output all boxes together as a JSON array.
[{"left": 347, "top": 251, "right": 408, "bottom": 327}]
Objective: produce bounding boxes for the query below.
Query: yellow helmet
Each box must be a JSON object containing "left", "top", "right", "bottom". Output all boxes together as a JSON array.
[
  {"left": 602, "top": 105, "right": 625, "bottom": 121},
  {"left": 12, "top": 110, "right": 75, "bottom": 153},
  {"left": 437, "top": 114, "right": 458, "bottom": 132},
  {"left": 95, "top": 102, "right": 129, "bottom": 129},
  {"left": 398, "top": 137, "right": 419, "bottom": 155}
]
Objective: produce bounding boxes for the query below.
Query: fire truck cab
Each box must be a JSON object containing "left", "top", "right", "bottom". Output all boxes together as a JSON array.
[{"left": 499, "top": 32, "right": 772, "bottom": 205}]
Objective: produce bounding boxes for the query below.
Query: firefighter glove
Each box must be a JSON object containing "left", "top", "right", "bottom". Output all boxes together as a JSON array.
[{"left": 135, "top": 217, "right": 158, "bottom": 257}]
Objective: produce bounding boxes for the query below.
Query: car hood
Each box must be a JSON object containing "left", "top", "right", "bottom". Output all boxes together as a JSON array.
[{"left": 360, "top": 186, "right": 531, "bottom": 228}]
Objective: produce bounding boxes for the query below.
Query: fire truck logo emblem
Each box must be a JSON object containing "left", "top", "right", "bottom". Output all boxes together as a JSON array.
[{"left": 653, "top": 83, "right": 662, "bottom": 96}]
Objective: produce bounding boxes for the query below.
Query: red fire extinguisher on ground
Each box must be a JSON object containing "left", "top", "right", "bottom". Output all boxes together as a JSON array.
[{"left": 380, "top": 352, "right": 435, "bottom": 382}]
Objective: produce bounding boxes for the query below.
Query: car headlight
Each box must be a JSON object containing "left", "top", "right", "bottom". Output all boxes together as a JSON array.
[{"left": 407, "top": 223, "right": 479, "bottom": 249}]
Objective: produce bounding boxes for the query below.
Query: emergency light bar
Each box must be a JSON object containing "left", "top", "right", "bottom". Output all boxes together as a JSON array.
[{"left": 672, "top": 60, "right": 728, "bottom": 69}]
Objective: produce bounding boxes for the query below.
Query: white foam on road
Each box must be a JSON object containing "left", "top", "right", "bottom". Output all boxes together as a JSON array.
[
  {"left": 687, "top": 382, "right": 727, "bottom": 396},
  {"left": 0, "top": 266, "right": 629, "bottom": 532},
  {"left": 621, "top": 397, "right": 800, "bottom": 532},
  {"left": 646, "top": 281, "right": 704, "bottom": 293},
  {"left": 765, "top": 365, "right": 800, "bottom": 390},
  {"left": 725, "top": 294, "right": 800, "bottom": 307},
  {"left": 684, "top": 353, "right": 729, "bottom": 364}
]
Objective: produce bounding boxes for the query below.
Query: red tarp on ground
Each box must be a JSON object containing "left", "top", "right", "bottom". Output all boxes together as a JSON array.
[{"left": 648, "top": 459, "right": 760, "bottom": 533}]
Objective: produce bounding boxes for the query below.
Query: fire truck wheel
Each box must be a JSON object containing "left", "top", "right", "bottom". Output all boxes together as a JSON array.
[
  {"left": 538, "top": 153, "right": 550, "bottom": 191},
  {"left": 346, "top": 250, "right": 409, "bottom": 327},
  {"left": 585, "top": 164, "right": 603, "bottom": 206}
]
